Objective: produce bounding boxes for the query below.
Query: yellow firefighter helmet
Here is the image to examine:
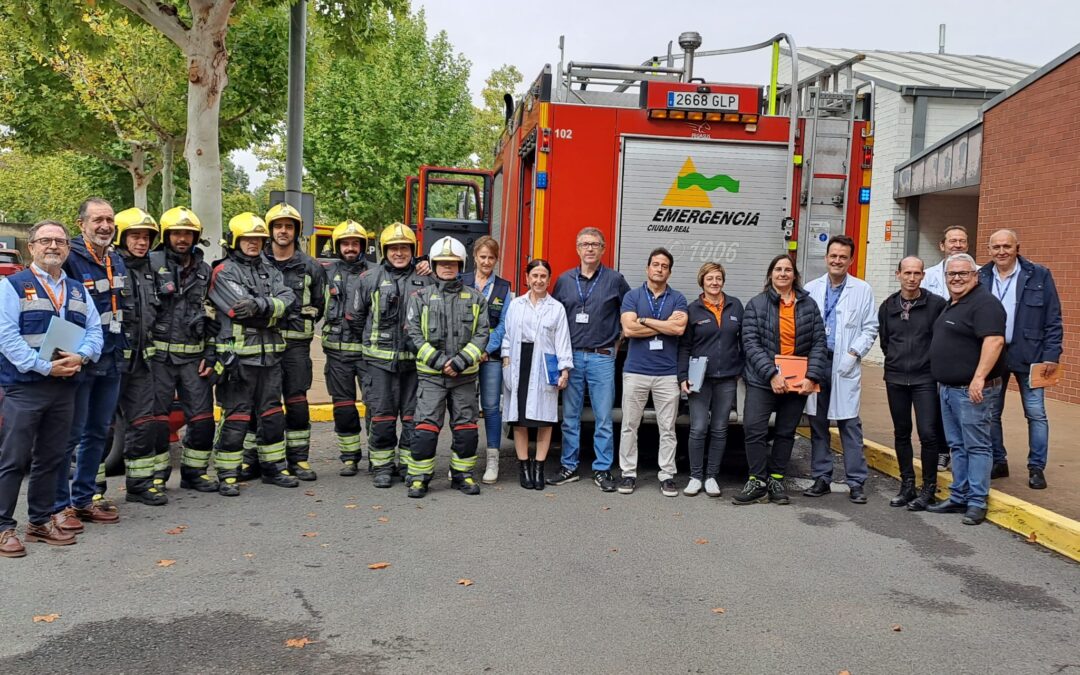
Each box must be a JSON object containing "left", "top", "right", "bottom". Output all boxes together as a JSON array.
[
  {"left": 227, "top": 212, "right": 270, "bottom": 248},
  {"left": 378, "top": 222, "right": 417, "bottom": 257},
  {"left": 113, "top": 207, "right": 159, "bottom": 248},
  {"left": 159, "top": 206, "right": 203, "bottom": 236},
  {"left": 332, "top": 220, "right": 370, "bottom": 250},
  {"left": 265, "top": 202, "right": 303, "bottom": 241}
]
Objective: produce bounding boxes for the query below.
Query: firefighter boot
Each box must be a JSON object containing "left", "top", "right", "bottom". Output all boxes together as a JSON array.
[
  {"left": 451, "top": 470, "right": 481, "bottom": 496},
  {"left": 291, "top": 461, "right": 317, "bottom": 481},
  {"left": 261, "top": 463, "right": 300, "bottom": 488},
  {"left": 339, "top": 460, "right": 359, "bottom": 477},
  {"left": 406, "top": 475, "right": 430, "bottom": 499},
  {"left": 218, "top": 476, "right": 240, "bottom": 497},
  {"left": 238, "top": 432, "right": 261, "bottom": 481},
  {"left": 126, "top": 486, "right": 168, "bottom": 506},
  {"left": 179, "top": 467, "right": 219, "bottom": 492}
]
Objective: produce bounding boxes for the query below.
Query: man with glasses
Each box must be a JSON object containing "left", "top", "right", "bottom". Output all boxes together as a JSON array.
[
  {"left": 549, "top": 227, "right": 630, "bottom": 491},
  {"left": 0, "top": 221, "right": 103, "bottom": 557},
  {"left": 927, "top": 253, "right": 1006, "bottom": 526}
]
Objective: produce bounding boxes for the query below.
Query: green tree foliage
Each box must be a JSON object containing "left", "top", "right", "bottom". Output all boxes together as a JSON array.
[
  {"left": 471, "top": 65, "right": 523, "bottom": 168},
  {"left": 304, "top": 9, "right": 474, "bottom": 231},
  {"left": 0, "top": 149, "right": 94, "bottom": 225}
]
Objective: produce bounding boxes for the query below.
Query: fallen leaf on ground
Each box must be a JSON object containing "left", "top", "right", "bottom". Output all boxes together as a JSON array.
[
  {"left": 33, "top": 614, "right": 60, "bottom": 623},
  {"left": 301, "top": 532, "right": 318, "bottom": 538},
  {"left": 165, "top": 527, "right": 185, "bottom": 535},
  {"left": 320, "top": 544, "right": 329, "bottom": 548},
  {"left": 243, "top": 553, "right": 255, "bottom": 559},
  {"left": 304, "top": 490, "right": 316, "bottom": 496},
  {"left": 306, "top": 513, "right": 317, "bottom": 518},
  {"left": 371, "top": 505, "right": 383, "bottom": 510},
  {"left": 674, "top": 512, "right": 683, "bottom": 517},
  {"left": 544, "top": 493, "right": 555, "bottom": 499},
  {"left": 368, "top": 562, "right": 391, "bottom": 569},
  {"left": 457, "top": 578, "right": 474, "bottom": 586},
  {"left": 695, "top": 538, "right": 709, "bottom": 545},
  {"left": 891, "top": 624, "right": 902, "bottom": 632},
  {"left": 415, "top": 505, "right": 423, "bottom": 510},
  {"left": 839, "top": 671, "right": 852, "bottom": 675},
  {"left": 601, "top": 506, "right": 610, "bottom": 511},
  {"left": 284, "top": 637, "right": 315, "bottom": 649},
  {"left": 157, "top": 559, "right": 176, "bottom": 567},
  {"left": 1026, "top": 532, "right": 1038, "bottom": 543},
  {"left": 344, "top": 504, "right": 358, "bottom": 510},
  {"left": 377, "top": 516, "right": 389, "bottom": 523},
  {"left": 711, "top": 607, "right": 725, "bottom": 614},
  {"left": 609, "top": 548, "right": 618, "bottom": 553}
]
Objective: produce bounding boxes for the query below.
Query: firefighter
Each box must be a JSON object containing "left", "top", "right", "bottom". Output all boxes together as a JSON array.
[
  {"left": 209, "top": 213, "right": 296, "bottom": 495},
  {"left": 350, "top": 223, "right": 432, "bottom": 488},
  {"left": 322, "top": 220, "right": 372, "bottom": 476},
  {"left": 149, "top": 206, "right": 219, "bottom": 493},
  {"left": 243, "top": 202, "right": 326, "bottom": 482},
  {"left": 113, "top": 208, "right": 168, "bottom": 505},
  {"left": 405, "top": 236, "right": 489, "bottom": 497}
]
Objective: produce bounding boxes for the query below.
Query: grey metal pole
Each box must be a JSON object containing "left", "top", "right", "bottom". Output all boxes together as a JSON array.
[{"left": 285, "top": 0, "right": 307, "bottom": 230}]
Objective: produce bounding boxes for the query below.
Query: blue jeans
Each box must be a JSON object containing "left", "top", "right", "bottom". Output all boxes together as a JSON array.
[
  {"left": 479, "top": 359, "right": 503, "bottom": 450},
  {"left": 940, "top": 383, "right": 1000, "bottom": 509},
  {"left": 990, "top": 370, "right": 1049, "bottom": 469},
  {"left": 54, "top": 368, "right": 123, "bottom": 511},
  {"left": 560, "top": 351, "right": 616, "bottom": 472}
]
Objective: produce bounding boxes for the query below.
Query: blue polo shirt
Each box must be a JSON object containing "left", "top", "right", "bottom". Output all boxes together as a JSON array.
[
  {"left": 551, "top": 264, "right": 631, "bottom": 350},
  {"left": 622, "top": 283, "right": 688, "bottom": 376}
]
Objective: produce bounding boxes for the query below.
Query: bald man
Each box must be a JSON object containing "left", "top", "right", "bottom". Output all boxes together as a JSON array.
[{"left": 978, "top": 229, "right": 1062, "bottom": 489}]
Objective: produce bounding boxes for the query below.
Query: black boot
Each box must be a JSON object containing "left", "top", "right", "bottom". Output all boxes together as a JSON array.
[
  {"left": 218, "top": 474, "right": 240, "bottom": 497},
  {"left": 532, "top": 459, "right": 546, "bottom": 491},
  {"left": 890, "top": 478, "right": 917, "bottom": 507},
  {"left": 179, "top": 469, "right": 219, "bottom": 492},
  {"left": 260, "top": 463, "right": 300, "bottom": 488},
  {"left": 451, "top": 471, "right": 481, "bottom": 495},
  {"left": 290, "top": 461, "right": 317, "bottom": 482},
  {"left": 907, "top": 482, "right": 937, "bottom": 511},
  {"left": 406, "top": 475, "right": 430, "bottom": 498},
  {"left": 372, "top": 466, "right": 394, "bottom": 488},
  {"left": 519, "top": 460, "right": 534, "bottom": 489}
]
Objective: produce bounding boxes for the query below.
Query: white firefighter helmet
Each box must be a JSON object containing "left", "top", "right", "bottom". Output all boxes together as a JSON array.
[{"left": 428, "top": 236, "right": 467, "bottom": 269}]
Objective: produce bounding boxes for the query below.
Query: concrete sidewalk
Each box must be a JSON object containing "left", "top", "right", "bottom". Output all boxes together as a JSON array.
[{"left": 857, "top": 363, "right": 1079, "bottom": 521}]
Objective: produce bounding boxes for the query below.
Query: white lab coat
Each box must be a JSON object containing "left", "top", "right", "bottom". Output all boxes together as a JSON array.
[
  {"left": 804, "top": 274, "right": 879, "bottom": 420},
  {"left": 921, "top": 259, "right": 950, "bottom": 300},
  {"left": 501, "top": 293, "right": 574, "bottom": 423}
]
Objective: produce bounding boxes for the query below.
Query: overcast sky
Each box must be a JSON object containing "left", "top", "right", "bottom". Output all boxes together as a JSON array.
[{"left": 236, "top": 0, "right": 1079, "bottom": 188}]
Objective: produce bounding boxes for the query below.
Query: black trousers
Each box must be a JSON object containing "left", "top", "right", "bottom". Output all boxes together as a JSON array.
[
  {"left": 363, "top": 364, "right": 418, "bottom": 469},
  {"left": 0, "top": 381, "right": 77, "bottom": 530},
  {"left": 742, "top": 385, "right": 807, "bottom": 481},
  {"left": 885, "top": 381, "right": 941, "bottom": 484},
  {"left": 281, "top": 341, "right": 314, "bottom": 465},
  {"left": 151, "top": 358, "right": 215, "bottom": 478},
  {"left": 215, "top": 363, "right": 285, "bottom": 477},
  {"left": 118, "top": 361, "right": 169, "bottom": 492},
  {"left": 324, "top": 351, "right": 367, "bottom": 461}
]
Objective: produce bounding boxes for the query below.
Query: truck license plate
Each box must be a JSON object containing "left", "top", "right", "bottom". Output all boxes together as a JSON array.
[{"left": 666, "top": 91, "right": 739, "bottom": 111}]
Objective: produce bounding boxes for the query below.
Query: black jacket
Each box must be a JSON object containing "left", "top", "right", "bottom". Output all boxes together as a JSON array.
[
  {"left": 677, "top": 293, "right": 745, "bottom": 381},
  {"left": 741, "top": 287, "right": 827, "bottom": 390},
  {"left": 877, "top": 289, "right": 946, "bottom": 385}
]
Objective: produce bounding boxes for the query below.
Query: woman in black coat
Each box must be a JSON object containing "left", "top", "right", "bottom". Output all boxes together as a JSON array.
[
  {"left": 677, "top": 262, "right": 744, "bottom": 497},
  {"left": 734, "top": 254, "right": 827, "bottom": 506}
]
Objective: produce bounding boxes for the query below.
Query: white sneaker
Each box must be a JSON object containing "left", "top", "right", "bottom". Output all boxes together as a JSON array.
[
  {"left": 683, "top": 478, "right": 703, "bottom": 496},
  {"left": 481, "top": 449, "right": 499, "bottom": 485},
  {"left": 705, "top": 478, "right": 722, "bottom": 497}
]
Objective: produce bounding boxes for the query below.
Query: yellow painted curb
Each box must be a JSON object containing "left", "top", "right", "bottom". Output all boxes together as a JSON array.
[
  {"left": 807, "top": 427, "right": 1080, "bottom": 562},
  {"left": 211, "top": 402, "right": 366, "bottom": 423}
]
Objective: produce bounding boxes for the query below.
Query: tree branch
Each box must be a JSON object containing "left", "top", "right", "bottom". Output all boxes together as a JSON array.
[
  {"left": 221, "top": 103, "right": 255, "bottom": 128},
  {"left": 113, "top": 0, "right": 190, "bottom": 52}
]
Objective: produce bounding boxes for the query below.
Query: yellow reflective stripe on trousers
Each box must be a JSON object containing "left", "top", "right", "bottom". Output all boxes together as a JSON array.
[
  {"left": 214, "top": 450, "right": 243, "bottom": 470},
  {"left": 406, "top": 455, "right": 435, "bottom": 476},
  {"left": 125, "top": 456, "right": 156, "bottom": 478},
  {"left": 181, "top": 447, "right": 212, "bottom": 468},
  {"left": 368, "top": 447, "right": 393, "bottom": 465},
  {"left": 257, "top": 441, "right": 286, "bottom": 463},
  {"left": 450, "top": 452, "right": 477, "bottom": 472}
]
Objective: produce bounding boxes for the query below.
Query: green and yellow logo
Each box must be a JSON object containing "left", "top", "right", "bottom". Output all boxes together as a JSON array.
[{"left": 662, "top": 157, "right": 740, "bottom": 208}]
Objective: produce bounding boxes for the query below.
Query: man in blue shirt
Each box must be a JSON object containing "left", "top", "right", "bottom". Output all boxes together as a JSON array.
[
  {"left": 979, "top": 229, "right": 1062, "bottom": 489},
  {"left": 617, "top": 248, "right": 688, "bottom": 496},
  {"left": 549, "top": 227, "right": 630, "bottom": 492},
  {"left": 0, "top": 221, "right": 103, "bottom": 557}
]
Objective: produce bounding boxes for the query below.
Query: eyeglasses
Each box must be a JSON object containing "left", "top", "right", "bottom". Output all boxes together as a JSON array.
[
  {"left": 31, "top": 237, "right": 70, "bottom": 248},
  {"left": 577, "top": 241, "right": 603, "bottom": 249},
  {"left": 945, "top": 271, "right": 974, "bottom": 279}
]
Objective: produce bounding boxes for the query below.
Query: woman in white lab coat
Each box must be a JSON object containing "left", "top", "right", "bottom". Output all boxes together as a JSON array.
[{"left": 501, "top": 259, "right": 573, "bottom": 491}]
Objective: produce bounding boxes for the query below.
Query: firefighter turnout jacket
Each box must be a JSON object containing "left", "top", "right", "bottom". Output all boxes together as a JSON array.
[
  {"left": 149, "top": 248, "right": 215, "bottom": 365},
  {"left": 322, "top": 255, "right": 369, "bottom": 467},
  {"left": 350, "top": 260, "right": 433, "bottom": 370},
  {"left": 209, "top": 249, "right": 294, "bottom": 367}
]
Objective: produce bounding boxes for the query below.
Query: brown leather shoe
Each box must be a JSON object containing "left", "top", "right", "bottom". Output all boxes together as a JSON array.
[
  {"left": 24, "top": 521, "right": 77, "bottom": 546},
  {"left": 0, "top": 529, "right": 27, "bottom": 557},
  {"left": 53, "top": 507, "right": 85, "bottom": 533},
  {"left": 74, "top": 500, "right": 120, "bottom": 524}
]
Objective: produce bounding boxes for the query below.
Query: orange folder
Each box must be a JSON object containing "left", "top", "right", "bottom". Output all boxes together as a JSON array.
[
  {"left": 1030, "top": 363, "right": 1063, "bottom": 389},
  {"left": 775, "top": 355, "right": 821, "bottom": 393}
]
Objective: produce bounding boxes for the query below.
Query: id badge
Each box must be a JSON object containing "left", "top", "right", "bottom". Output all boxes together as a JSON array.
[
  {"left": 824, "top": 325, "right": 832, "bottom": 336},
  {"left": 109, "top": 318, "right": 122, "bottom": 334},
  {"left": 575, "top": 313, "right": 590, "bottom": 324},
  {"left": 649, "top": 337, "right": 664, "bottom": 351}
]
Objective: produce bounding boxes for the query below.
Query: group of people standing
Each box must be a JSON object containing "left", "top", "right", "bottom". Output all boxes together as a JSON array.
[{"left": 0, "top": 207, "right": 1061, "bottom": 558}]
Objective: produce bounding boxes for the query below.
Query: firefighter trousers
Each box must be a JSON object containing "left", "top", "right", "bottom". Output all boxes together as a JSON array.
[
  {"left": 324, "top": 351, "right": 368, "bottom": 463},
  {"left": 215, "top": 363, "right": 286, "bottom": 478},
  {"left": 281, "top": 340, "right": 314, "bottom": 468},
  {"left": 409, "top": 374, "right": 480, "bottom": 478},
  {"left": 363, "top": 364, "right": 417, "bottom": 471},
  {"left": 118, "top": 360, "right": 170, "bottom": 493},
  {"left": 151, "top": 359, "right": 216, "bottom": 480}
]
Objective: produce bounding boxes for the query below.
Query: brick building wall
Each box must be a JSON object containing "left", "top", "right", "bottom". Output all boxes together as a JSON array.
[{"left": 977, "top": 54, "right": 1080, "bottom": 402}]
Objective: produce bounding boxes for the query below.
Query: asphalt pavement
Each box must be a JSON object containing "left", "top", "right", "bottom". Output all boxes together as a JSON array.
[{"left": 2, "top": 424, "right": 1078, "bottom": 674}]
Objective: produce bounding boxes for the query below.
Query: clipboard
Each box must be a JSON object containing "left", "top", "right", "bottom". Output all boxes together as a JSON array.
[
  {"left": 38, "top": 315, "right": 86, "bottom": 359},
  {"left": 775, "top": 355, "right": 820, "bottom": 393},
  {"left": 1029, "top": 363, "right": 1062, "bottom": 389},
  {"left": 687, "top": 356, "right": 708, "bottom": 393},
  {"left": 544, "top": 352, "right": 561, "bottom": 386}
]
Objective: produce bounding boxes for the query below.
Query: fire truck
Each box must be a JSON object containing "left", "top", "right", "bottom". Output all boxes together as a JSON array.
[{"left": 407, "top": 31, "right": 873, "bottom": 426}]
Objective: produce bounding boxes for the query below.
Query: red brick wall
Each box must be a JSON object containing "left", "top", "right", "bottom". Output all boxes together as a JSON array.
[{"left": 977, "top": 55, "right": 1080, "bottom": 402}]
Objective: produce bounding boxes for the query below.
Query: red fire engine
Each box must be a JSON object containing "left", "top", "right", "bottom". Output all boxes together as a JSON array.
[{"left": 410, "top": 31, "right": 874, "bottom": 303}]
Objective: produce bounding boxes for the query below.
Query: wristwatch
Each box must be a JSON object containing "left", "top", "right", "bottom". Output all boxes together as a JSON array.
[
  {"left": 80, "top": 355, "right": 91, "bottom": 365},
  {"left": 638, "top": 317, "right": 648, "bottom": 326}
]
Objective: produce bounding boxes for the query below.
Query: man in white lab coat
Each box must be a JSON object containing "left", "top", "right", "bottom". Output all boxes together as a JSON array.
[{"left": 803, "top": 235, "right": 879, "bottom": 503}]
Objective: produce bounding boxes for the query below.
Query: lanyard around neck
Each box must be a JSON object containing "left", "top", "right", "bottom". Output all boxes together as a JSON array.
[
  {"left": 85, "top": 244, "right": 118, "bottom": 314},
  {"left": 30, "top": 267, "right": 64, "bottom": 315}
]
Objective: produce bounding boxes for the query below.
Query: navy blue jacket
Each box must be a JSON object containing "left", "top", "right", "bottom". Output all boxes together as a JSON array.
[
  {"left": 978, "top": 256, "right": 1063, "bottom": 371},
  {"left": 64, "top": 235, "right": 128, "bottom": 373},
  {"left": 677, "top": 293, "right": 745, "bottom": 381}
]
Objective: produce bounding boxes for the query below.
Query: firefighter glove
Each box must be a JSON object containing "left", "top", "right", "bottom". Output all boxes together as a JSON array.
[{"left": 231, "top": 297, "right": 259, "bottom": 319}]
